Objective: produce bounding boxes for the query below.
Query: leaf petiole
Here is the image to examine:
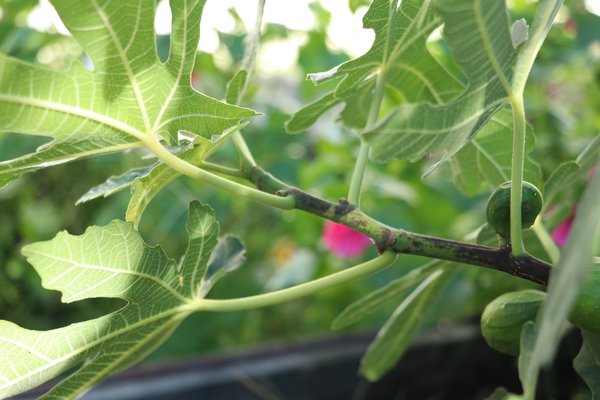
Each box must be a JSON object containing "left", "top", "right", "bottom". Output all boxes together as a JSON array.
[
  {"left": 531, "top": 219, "right": 560, "bottom": 264},
  {"left": 509, "top": 0, "right": 563, "bottom": 258},
  {"left": 229, "top": 0, "right": 266, "bottom": 168},
  {"left": 348, "top": 141, "right": 371, "bottom": 206},
  {"left": 188, "top": 251, "right": 398, "bottom": 312},
  {"left": 199, "top": 161, "right": 246, "bottom": 178},
  {"left": 510, "top": 95, "right": 527, "bottom": 256},
  {"left": 144, "top": 137, "right": 295, "bottom": 210},
  {"left": 348, "top": 65, "right": 388, "bottom": 206}
]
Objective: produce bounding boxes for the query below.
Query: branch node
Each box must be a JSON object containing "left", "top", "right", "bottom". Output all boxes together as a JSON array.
[{"left": 376, "top": 229, "right": 397, "bottom": 254}]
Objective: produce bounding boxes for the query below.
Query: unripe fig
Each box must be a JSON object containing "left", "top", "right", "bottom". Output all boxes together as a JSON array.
[
  {"left": 486, "top": 181, "right": 543, "bottom": 237},
  {"left": 482, "top": 266, "right": 600, "bottom": 356},
  {"left": 481, "top": 289, "right": 546, "bottom": 355}
]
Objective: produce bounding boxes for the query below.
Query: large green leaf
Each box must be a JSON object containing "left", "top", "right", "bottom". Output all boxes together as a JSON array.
[
  {"left": 0, "top": 201, "right": 240, "bottom": 399},
  {"left": 365, "top": 0, "right": 520, "bottom": 174},
  {"left": 449, "top": 108, "right": 542, "bottom": 195},
  {"left": 286, "top": 0, "right": 462, "bottom": 133},
  {"left": 0, "top": 0, "right": 255, "bottom": 188}
]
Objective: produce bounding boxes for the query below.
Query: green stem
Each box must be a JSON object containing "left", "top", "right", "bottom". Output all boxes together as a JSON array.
[
  {"left": 230, "top": 0, "right": 266, "bottom": 168},
  {"left": 347, "top": 0, "right": 400, "bottom": 206},
  {"left": 187, "top": 251, "right": 397, "bottom": 312},
  {"left": 348, "top": 66, "right": 388, "bottom": 206},
  {"left": 532, "top": 220, "right": 560, "bottom": 264},
  {"left": 241, "top": 0, "right": 265, "bottom": 90},
  {"left": 512, "top": 0, "right": 564, "bottom": 95},
  {"left": 510, "top": 95, "right": 527, "bottom": 256},
  {"left": 232, "top": 131, "right": 257, "bottom": 167},
  {"left": 348, "top": 141, "right": 370, "bottom": 206},
  {"left": 523, "top": 376, "right": 538, "bottom": 400},
  {"left": 508, "top": 0, "right": 563, "bottom": 258},
  {"left": 144, "top": 137, "right": 295, "bottom": 210},
  {"left": 199, "top": 161, "right": 246, "bottom": 178}
]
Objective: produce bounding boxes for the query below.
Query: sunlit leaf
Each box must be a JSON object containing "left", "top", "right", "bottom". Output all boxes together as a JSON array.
[
  {"left": 0, "top": 201, "right": 235, "bottom": 398},
  {"left": 0, "top": 0, "right": 255, "bottom": 188},
  {"left": 286, "top": 0, "right": 462, "bottom": 133}
]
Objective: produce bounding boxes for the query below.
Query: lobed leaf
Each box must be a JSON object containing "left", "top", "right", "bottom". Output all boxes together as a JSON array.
[
  {"left": 365, "top": 0, "right": 519, "bottom": 174},
  {"left": 0, "top": 0, "right": 255, "bottom": 188},
  {"left": 0, "top": 201, "right": 241, "bottom": 398},
  {"left": 286, "top": 0, "right": 462, "bottom": 133}
]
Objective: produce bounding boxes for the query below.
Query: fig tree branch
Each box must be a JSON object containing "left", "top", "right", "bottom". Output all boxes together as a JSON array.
[{"left": 246, "top": 165, "right": 552, "bottom": 286}]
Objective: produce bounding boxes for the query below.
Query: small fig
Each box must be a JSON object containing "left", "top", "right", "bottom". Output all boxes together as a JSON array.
[
  {"left": 481, "top": 289, "right": 546, "bottom": 355},
  {"left": 486, "top": 181, "right": 543, "bottom": 237}
]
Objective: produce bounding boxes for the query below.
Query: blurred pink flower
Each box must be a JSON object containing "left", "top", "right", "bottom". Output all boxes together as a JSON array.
[
  {"left": 322, "top": 221, "right": 372, "bottom": 258},
  {"left": 551, "top": 210, "right": 575, "bottom": 247}
]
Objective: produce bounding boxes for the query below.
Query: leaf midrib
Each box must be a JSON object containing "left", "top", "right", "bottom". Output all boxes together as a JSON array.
[
  {"left": 90, "top": 0, "right": 151, "bottom": 132},
  {"left": 0, "top": 142, "right": 142, "bottom": 173},
  {"left": 26, "top": 250, "right": 188, "bottom": 303},
  {"left": 0, "top": 94, "right": 146, "bottom": 140},
  {"left": 473, "top": 0, "right": 512, "bottom": 95}
]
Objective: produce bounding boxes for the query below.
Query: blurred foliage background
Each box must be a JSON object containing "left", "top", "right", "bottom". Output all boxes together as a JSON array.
[{"left": 0, "top": 0, "right": 599, "bottom": 365}]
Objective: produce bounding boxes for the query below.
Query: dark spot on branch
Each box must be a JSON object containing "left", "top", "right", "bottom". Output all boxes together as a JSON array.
[{"left": 377, "top": 229, "right": 397, "bottom": 254}]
